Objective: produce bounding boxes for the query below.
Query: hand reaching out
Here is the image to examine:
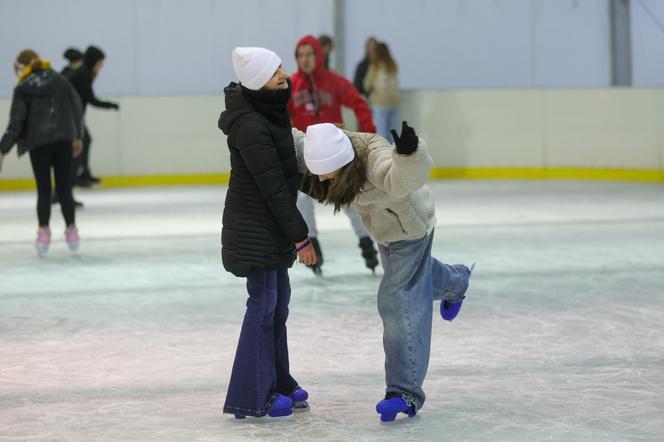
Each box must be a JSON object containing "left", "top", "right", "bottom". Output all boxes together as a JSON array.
[{"left": 391, "top": 121, "right": 419, "bottom": 156}]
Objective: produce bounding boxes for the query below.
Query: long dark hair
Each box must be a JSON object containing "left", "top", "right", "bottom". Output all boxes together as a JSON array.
[{"left": 301, "top": 139, "right": 369, "bottom": 213}]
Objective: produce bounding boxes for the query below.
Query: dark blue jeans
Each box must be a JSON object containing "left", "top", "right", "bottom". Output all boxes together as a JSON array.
[{"left": 223, "top": 268, "right": 298, "bottom": 417}]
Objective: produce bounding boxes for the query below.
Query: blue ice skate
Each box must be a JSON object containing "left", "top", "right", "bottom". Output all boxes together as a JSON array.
[
  {"left": 234, "top": 394, "right": 292, "bottom": 420},
  {"left": 290, "top": 386, "right": 309, "bottom": 411},
  {"left": 376, "top": 394, "right": 416, "bottom": 423},
  {"left": 441, "top": 263, "right": 475, "bottom": 321}
]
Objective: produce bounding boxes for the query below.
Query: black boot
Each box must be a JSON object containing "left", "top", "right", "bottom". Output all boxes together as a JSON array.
[
  {"left": 79, "top": 170, "right": 101, "bottom": 185},
  {"left": 359, "top": 236, "right": 379, "bottom": 273},
  {"left": 306, "top": 237, "right": 323, "bottom": 276}
]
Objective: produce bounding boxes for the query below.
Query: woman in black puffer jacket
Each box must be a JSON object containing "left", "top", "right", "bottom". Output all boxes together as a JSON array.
[
  {"left": 0, "top": 49, "right": 83, "bottom": 256},
  {"left": 218, "top": 47, "right": 317, "bottom": 419}
]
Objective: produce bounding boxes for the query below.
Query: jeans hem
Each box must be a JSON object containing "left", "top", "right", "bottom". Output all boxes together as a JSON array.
[{"left": 223, "top": 391, "right": 280, "bottom": 417}]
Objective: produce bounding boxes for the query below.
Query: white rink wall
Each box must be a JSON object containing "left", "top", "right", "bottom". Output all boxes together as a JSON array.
[{"left": 1, "top": 88, "right": 664, "bottom": 180}]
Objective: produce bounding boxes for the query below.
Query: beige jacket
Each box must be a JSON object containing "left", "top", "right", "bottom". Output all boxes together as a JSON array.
[
  {"left": 363, "top": 65, "right": 400, "bottom": 108},
  {"left": 293, "top": 129, "right": 436, "bottom": 245}
]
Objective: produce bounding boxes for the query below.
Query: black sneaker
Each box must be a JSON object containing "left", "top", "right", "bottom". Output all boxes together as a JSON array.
[
  {"left": 359, "top": 236, "right": 379, "bottom": 273},
  {"left": 79, "top": 171, "right": 101, "bottom": 185},
  {"left": 74, "top": 177, "right": 94, "bottom": 188}
]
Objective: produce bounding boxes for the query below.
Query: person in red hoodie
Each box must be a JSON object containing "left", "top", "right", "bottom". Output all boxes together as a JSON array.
[{"left": 289, "top": 35, "right": 379, "bottom": 276}]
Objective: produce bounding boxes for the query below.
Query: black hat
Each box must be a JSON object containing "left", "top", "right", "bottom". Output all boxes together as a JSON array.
[
  {"left": 83, "top": 45, "right": 105, "bottom": 69},
  {"left": 63, "top": 48, "right": 83, "bottom": 63}
]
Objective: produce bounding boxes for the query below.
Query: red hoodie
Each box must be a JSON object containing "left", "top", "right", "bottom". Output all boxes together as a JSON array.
[{"left": 288, "top": 35, "right": 376, "bottom": 133}]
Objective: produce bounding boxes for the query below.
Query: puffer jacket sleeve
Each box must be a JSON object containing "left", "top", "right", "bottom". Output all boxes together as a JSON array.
[
  {"left": 0, "top": 89, "right": 28, "bottom": 155},
  {"left": 237, "top": 120, "right": 309, "bottom": 244},
  {"left": 365, "top": 133, "right": 433, "bottom": 199}
]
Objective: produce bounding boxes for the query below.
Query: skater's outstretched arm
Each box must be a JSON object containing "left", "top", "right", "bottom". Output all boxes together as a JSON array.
[
  {"left": 365, "top": 122, "right": 433, "bottom": 199},
  {"left": 0, "top": 89, "right": 28, "bottom": 156}
]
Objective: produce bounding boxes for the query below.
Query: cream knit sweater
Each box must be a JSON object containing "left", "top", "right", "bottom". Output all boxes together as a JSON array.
[{"left": 293, "top": 128, "right": 436, "bottom": 244}]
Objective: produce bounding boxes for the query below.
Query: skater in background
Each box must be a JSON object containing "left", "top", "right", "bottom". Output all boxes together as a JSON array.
[
  {"left": 289, "top": 34, "right": 379, "bottom": 275},
  {"left": 68, "top": 45, "right": 119, "bottom": 187},
  {"left": 0, "top": 49, "right": 83, "bottom": 256},
  {"left": 293, "top": 121, "right": 473, "bottom": 422},
  {"left": 53, "top": 47, "right": 86, "bottom": 208},
  {"left": 364, "top": 42, "right": 400, "bottom": 140},
  {"left": 61, "top": 48, "right": 83, "bottom": 78},
  {"left": 318, "top": 34, "right": 334, "bottom": 70},
  {"left": 353, "top": 36, "right": 378, "bottom": 98},
  {"left": 219, "top": 46, "right": 316, "bottom": 419}
]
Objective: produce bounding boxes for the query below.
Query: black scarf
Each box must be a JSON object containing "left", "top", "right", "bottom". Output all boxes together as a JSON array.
[{"left": 241, "top": 79, "right": 292, "bottom": 128}]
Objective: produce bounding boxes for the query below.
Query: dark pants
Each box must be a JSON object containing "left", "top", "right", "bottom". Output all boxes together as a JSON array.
[
  {"left": 29, "top": 140, "right": 75, "bottom": 227},
  {"left": 223, "top": 268, "right": 298, "bottom": 417}
]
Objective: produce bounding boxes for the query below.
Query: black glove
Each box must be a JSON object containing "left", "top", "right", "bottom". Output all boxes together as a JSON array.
[{"left": 391, "top": 121, "right": 419, "bottom": 155}]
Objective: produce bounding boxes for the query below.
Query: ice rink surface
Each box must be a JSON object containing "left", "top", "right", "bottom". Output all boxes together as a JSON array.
[{"left": 1, "top": 181, "right": 663, "bottom": 441}]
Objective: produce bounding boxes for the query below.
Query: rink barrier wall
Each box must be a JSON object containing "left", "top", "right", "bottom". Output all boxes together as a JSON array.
[
  {"left": 1, "top": 167, "right": 663, "bottom": 191},
  {"left": 1, "top": 88, "right": 663, "bottom": 190}
]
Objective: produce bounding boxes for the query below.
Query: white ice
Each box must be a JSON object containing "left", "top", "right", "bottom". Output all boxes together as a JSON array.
[{"left": 1, "top": 181, "right": 663, "bottom": 441}]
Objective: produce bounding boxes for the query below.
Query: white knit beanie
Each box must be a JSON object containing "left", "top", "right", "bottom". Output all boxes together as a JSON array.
[
  {"left": 304, "top": 123, "right": 355, "bottom": 175},
  {"left": 232, "top": 47, "right": 281, "bottom": 90}
]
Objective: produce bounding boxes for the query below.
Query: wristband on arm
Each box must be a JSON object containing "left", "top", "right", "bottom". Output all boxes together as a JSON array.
[{"left": 296, "top": 239, "right": 311, "bottom": 253}]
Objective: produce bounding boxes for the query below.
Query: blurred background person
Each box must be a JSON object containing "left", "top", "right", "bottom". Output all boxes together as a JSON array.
[
  {"left": 288, "top": 34, "right": 379, "bottom": 275},
  {"left": 353, "top": 36, "right": 378, "bottom": 98},
  {"left": 364, "top": 41, "right": 400, "bottom": 140},
  {"left": 61, "top": 48, "right": 83, "bottom": 78},
  {"left": 52, "top": 47, "right": 85, "bottom": 208},
  {"left": 69, "top": 45, "right": 119, "bottom": 188},
  {"left": 0, "top": 49, "right": 83, "bottom": 256},
  {"left": 318, "top": 34, "right": 334, "bottom": 70}
]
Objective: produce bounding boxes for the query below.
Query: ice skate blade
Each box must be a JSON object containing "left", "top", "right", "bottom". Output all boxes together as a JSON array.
[
  {"left": 379, "top": 413, "right": 418, "bottom": 424},
  {"left": 292, "top": 400, "right": 309, "bottom": 412},
  {"left": 232, "top": 412, "right": 293, "bottom": 421}
]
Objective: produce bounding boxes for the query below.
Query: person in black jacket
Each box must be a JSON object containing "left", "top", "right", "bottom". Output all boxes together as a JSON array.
[
  {"left": 352, "top": 36, "right": 378, "bottom": 97},
  {"left": 219, "top": 46, "right": 317, "bottom": 419},
  {"left": 61, "top": 48, "right": 83, "bottom": 79},
  {"left": 52, "top": 47, "right": 86, "bottom": 208},
  {"left": 0, "top": 49, "right": 83, "bottom": 256},
  {"left": 68, "top": 45, "right": 119, "bottom": 187}
]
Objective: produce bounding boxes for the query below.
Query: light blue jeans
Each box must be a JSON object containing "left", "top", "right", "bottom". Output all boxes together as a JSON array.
[
  {"left": 372, "top": 106, "right": 399, "bottom": 141},
  {"left": 377, "top": 230, "right": 470, "bottom": 410}
]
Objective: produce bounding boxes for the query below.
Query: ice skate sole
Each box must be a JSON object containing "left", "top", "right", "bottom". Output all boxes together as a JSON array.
[
  {"left": 379, "top": 412, "right": 417, "bottom": 424},
  {"left": 292, "top": 400, "right": 310, "bottom": 412},
  {"left": 232, "top": 412, "right": 294, "bottom": 421}
]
